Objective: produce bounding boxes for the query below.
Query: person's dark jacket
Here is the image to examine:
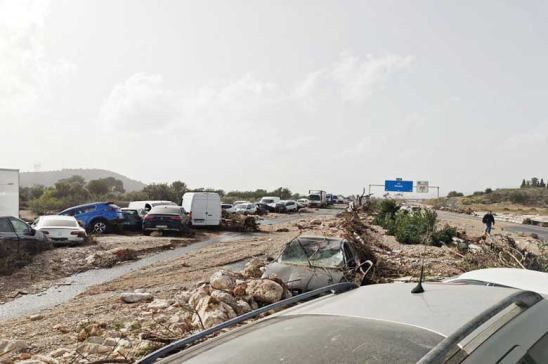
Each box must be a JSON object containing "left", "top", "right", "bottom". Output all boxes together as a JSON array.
[{"left": 482, "top": 213, "right": 495, "bottom": 225}]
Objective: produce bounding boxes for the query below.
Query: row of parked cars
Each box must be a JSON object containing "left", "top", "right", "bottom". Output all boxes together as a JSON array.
[
  {"left": 222, "top": 196, "right": 311, "bottom": 215},
  {"left": 5, "top": 192, "right": 331, "bottom": 247}
]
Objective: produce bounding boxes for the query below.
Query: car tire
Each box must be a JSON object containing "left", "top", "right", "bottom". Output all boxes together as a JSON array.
[
  {"left": 143, "top": 230, "right": 151, "bottom": 236},
  {"left": 89, "top": 219, "right": 108, "bottom": 234}
]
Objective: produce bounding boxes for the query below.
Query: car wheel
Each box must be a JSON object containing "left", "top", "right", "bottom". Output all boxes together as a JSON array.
[
  {"left": 143, "top": 230, "right": 151, "bottom": 236},
  {"left": 90, "top": 219, "right": 108, "bottom": 234}
]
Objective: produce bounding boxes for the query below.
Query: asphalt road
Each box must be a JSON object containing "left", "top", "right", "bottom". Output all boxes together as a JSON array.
[{"left": 437, "top": 210, "right": 548, "bottom": 241}]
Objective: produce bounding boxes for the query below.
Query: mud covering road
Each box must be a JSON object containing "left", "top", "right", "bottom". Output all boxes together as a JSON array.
[{"left": 0, "top": 209, "right": 337, "bottom": 320}]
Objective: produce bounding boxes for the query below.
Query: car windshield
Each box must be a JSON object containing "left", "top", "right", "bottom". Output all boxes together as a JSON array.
[
  {"left": 43, "top": 219, "right": 78, "bottom": 227},
  {"left": 309, "top": 195, "right": 320, "bottom": 201},
  {"left": 279, "top": 237, "right": 344, "bottom": 268},
  {"left": 174, "top": 315, "right": 444, "bottom": 364},
  {"left": 149, "top": 207, "right": 182, "bottom": 215}
]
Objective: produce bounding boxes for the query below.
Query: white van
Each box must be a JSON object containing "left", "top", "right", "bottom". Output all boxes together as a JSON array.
[
  {"left": 127, "top": 200, "right": 176, "bottom": 214},
  {"left": 182, "top": 192, "right": 221, "bottom": 226}
]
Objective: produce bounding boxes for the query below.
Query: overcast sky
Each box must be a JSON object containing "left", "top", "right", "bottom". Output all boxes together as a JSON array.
[{"left": 1, "top": 0, "right": 546, "bottom": 196}]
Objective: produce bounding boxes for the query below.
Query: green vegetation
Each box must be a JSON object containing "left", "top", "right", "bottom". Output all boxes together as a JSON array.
[
  {"left": 20, "top": 174, "right": 300, "bottom": 214},
  {"left": 373, "top": 200, "right": 457, "bottom": 246}
]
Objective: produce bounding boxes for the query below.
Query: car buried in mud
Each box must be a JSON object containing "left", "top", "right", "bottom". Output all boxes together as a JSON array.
[{"left": 262, "top": 236, "right": 372, "bottom": 293}]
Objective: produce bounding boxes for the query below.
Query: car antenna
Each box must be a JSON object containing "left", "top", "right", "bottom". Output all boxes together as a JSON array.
[
  {"left": 411, "top": 258, "right": 425, "bottom": 294},
  {"left": 412, "top": 226, "right": 430, "bottom": 294}
]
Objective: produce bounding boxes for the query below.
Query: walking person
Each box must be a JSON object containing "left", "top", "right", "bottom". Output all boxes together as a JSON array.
[{"left": 482, "top": 211, "right": 495, "bottom": 235}]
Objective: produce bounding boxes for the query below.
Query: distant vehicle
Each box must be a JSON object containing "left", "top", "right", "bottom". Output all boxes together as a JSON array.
[
  {"left": 308, "top": 190, "right": 327, "bottom": 208},
  {"left": 142, "top": 205, "right": 189, "bottom": 235},
  {"left": 272, "top": 201, "right": 289, "bottom": 213},
  {"left": 259, "top": 196, "right": 280, "bottom": 210},
  {"left": 326, "top": 193, "right": 334, "bottom": 205},
  {"left": 445, "top": 268, "right": 548, "bottom": 295},
  {"left": 182, "top": 192, "right": 221, "bottom": 226},
  {"left": 0, "top": 216, "right": 49, "bottom": 246},
  {"left": 281, "top": 200, "right": 298, "bottom": 212},
  {"left": 127, "top": 200, "right": 176, "bottom": 213},
  {"left": 297, "top": 198, "right": 310, "bottom": 208},
  {"left": 32, "top": 215, "right": 87, "bottom": 244},
  {"left": 0, "top": 168, "right": 19, "bottom": 217},
  {"left": 263, "top": 236, "right": 365, "bottom": 292},
  {"left": 221, "top": 204, "right": 236, "bottom": 213},
  {"left": 233, "top": 203, "right": 257, "bottom": 215},
  {"left": 59, "top": 202, "right": 123, "bottom": 234},
  {"left": 254, "top": 203, "right": 269, "bottom": 215},
  {"left": 144, "top": 282, "right": 548, "bottom": 364},
  {"left": 120, "top": 208, "right": 144, "bottom": 232}
]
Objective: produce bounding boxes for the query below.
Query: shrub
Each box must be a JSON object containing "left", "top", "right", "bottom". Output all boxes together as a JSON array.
[
  {"left": 373, "top": 199, "right": 400, "bottom": 226},
  {"left": 509, "top": 191, "right": 527, "bottom": 204},
  {"left": 447, "top": 191, "right": 464, "bottom": 197},
  {"left": 392, "top": 209, "right": 437, "bottom": 245},
  {"left": 431, "top": 224, "right": 458, "bottom": 247}
]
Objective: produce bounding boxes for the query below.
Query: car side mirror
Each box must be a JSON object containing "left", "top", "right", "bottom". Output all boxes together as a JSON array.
[{"left": 26, "top": 228, "right": 36, "bottom": 236}]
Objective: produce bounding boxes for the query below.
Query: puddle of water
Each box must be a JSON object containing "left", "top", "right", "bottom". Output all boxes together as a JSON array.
[{"left": 0, "top": 232, "right": 260, "bottom": 321}]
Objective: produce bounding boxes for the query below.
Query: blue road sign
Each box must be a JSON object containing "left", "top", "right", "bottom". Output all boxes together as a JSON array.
[{"left": 385, "top": 180, "right": 413, "bottom": 192}]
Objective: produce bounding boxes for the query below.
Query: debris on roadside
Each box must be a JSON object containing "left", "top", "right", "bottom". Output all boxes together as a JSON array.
[{"left": 220, "top": 213, "right": 260, "bottom": 232}]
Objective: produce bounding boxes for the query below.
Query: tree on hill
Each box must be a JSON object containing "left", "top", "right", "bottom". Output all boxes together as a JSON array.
[
  {"left": 521, "top": 179, "right": 526, "bottom": 188},
  {"left": 540, "top": 178, "right": 546, "bottom": 188},
  {"left": 447, "top": 191, "right": 464, "bottom": 197},
  {"left": 531, "top": 177, "right": 539, "bottom": 187},
  {"left": 87, "top": 179, "right": 111, "bottom": 196}
]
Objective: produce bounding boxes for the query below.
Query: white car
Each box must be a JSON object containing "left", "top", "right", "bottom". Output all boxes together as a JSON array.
[
  {"left": 144, "top": 282, "right": 548, "bottom": 364},
  {"left": 297, "top": 198, "right": 310, "bottom": 208},
  {"left": 281, "top": 200, "right": 298, "bottom": 212},
  {"left": 221, "top": 203, "right": 236, "bottom": 213},
  {"left": 233, "top": 203, "right": 257, "bottom": 215},
  {"left": 33, "top": 215, "right": 87, "bottom": 244},
  {"left": 445, "top": 268, "right": 548, "bottom": 295}
]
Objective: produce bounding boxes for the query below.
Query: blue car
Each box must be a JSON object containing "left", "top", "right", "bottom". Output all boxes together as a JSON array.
[{"left": 59, "top": 202, "right": 123, "bottom": 234}]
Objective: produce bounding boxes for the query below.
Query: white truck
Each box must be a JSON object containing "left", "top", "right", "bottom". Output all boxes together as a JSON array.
[
  {"left": 0, "top": 169, "right": 19, "bottom": 217},
  {"left": 182, "top": 192, "right": 221, "bottom": 226},
  {"left": 308, "top": 190, "right": 327, "bottom": 208}
]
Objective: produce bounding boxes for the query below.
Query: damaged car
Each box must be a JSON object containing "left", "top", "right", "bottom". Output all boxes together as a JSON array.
[{"left": 262, "top": 236, "right": 372, "bottom": 293}]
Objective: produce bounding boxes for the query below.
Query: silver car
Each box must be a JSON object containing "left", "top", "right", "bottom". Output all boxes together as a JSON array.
[{"left": 140, "top": 281, "right": 548, "bottom": 364}]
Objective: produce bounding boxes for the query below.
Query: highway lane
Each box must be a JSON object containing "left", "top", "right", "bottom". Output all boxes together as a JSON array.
[{"left": 437, "top": 210, "right": 548, "bottom": 241}]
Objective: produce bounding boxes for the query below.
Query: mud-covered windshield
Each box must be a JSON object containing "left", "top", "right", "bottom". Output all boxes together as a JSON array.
[{"left": 279, "top": 237, "right": 344, "bottom": 268}]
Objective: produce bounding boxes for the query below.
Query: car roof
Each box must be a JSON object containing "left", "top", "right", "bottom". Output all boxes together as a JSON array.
[
  {"left": 278, "top": 283, "right": 523, "bottom": 337},
  {"left": 39, "top": 215, "right": 76, "bottom": 220},
  {"left": 446, "top": 268, "right": 548, "bottom": 296},
  {"left": 61, "top": 202, "right": 107, "bottom": 210}
]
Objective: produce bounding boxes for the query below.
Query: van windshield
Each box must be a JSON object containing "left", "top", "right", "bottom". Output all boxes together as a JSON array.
[{"left": 309, "top": 195, "right": 320, "bottom": 201}]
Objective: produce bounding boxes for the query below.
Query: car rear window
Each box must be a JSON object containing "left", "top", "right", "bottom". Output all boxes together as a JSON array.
[
  {"left": 172, "top": 315, "right": 444, "bottom": 364},
  {"left": 149, "top": 206, "right": 183, "bottom": 215},
  {"left": 43, "top": 219, "right": 78, "bottom": 227}
]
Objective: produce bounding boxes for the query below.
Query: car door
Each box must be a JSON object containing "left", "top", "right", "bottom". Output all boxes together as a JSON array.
[{"left": 8, "top": 217, "right": 39, "bottom": 253}]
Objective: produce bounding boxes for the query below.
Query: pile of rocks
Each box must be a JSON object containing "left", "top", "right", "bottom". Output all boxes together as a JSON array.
[{"left": 177, "top": 259, "right": 291, "bottom": 330}]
